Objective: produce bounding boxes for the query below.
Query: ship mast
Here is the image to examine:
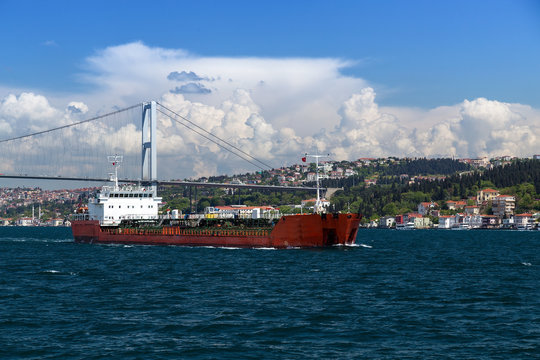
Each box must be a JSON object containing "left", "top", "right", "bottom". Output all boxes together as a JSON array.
[
  {"left": 304, "top": 153, "right": 328, "bottom": 213},
  {"left": 107, "top": 154, "right": 123, "bottom": 191}
]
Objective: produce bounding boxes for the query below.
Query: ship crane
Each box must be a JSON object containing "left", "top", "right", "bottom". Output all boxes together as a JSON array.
[{"left": 302, "top": 153, "right": 329, "bottom": 214}]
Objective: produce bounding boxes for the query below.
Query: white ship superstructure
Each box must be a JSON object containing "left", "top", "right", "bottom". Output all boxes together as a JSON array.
[
  {"left": 85, "top": 155, "right": 162, "bottom": 225},
  {"left": 87, "top": 186, "right": 162, "bottom": 225}
]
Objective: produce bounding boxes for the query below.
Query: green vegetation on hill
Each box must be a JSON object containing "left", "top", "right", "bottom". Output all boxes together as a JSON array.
[
  {"left": 2, "top": 158, "right": 538, "bottom": 222},
  {"left": 381, "top": 158, "right": 470, "bottom": 176},
  {"left": 157, "top": 158, "right": 539, "bottom": 220},
  {"left": 330, "top": 159, "right": 540, "bottom": 220}
]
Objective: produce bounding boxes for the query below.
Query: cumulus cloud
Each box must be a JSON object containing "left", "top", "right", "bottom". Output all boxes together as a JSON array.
[
  {"left": 66, "top": 101, "right": 89, "bottom": 114},
  {"left": 167, "top": 70, "right": 209, "bottom": 82},
  {"left": 78, "top": 42, "right": 366, "bottom": 135},
  {"left": 411, "top": 97, "right": 540, "bottom": 158},
  {"left": 170, "top": 83, "right": 211, "bottom": 94},
  {"left": 0, "top": 92, "right": 64, "bottom": 134},
  {"left": 1, "top": 42, "right": 540, "bottom": 180}
]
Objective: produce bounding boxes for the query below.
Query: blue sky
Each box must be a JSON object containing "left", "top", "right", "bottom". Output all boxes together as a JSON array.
[
  {"left": 2, "top": 0, "right": 539, "bottom": 107},
  {"left": 1, "top": 0, "right": 540, "bottom": 182}
]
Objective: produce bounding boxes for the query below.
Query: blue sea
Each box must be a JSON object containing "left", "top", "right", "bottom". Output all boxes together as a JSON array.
[{"left": 0, "top": 227, "right": 538, "bottom": 359}]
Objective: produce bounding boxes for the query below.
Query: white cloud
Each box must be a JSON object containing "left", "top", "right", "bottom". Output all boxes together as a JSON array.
[
  {"left": 79, "top": 42, "right": 367, "bottom": 136},
  {"left": 0, "top": 92, "right": 63, "bottom": 134},
  {"left": 66, "top": 101, "right": 89, "bottom": 114},
  {"left": 1, "top": 42, "right": 540, "bottom": 180}
]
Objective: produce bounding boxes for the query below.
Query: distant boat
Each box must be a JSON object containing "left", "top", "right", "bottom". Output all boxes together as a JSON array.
[
  {"left": 451, "top": 223, "right": 470, "bottom": 230},
  {"left": 396, "top": 222, "right": 415, "bottom": 230}
]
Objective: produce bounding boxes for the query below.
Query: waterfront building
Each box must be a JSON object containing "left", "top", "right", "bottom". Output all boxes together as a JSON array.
[
  {"left": 379, "top": 216, "right": 395, "bottom": 228},
  {"left": 16, "top": 217, "right": 34, "bottom": 226},
  {"left": 492, "top": 195, "right": 516, "bottom": 217},
  {"left": 514, "top": 213, "right": 534, "bottom": 230},
  {"left": 481, "top": 215, "right": 500, "bottom": 229},
  {"left": 413, "top": 216, "right": 432, "bottom": 229},
  {"left": 438, "top": 215, "right": 455, "bottom": 229}
]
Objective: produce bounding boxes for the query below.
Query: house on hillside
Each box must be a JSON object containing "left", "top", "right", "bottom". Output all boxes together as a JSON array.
[
  {"left": 464, "top": 205, "right": 480, "bottom": 215},
  {"left": 492, "top": 195, "right": 516, "bottom": 217},
  {"left": 476, "top": 188, "right": 500, "bottom": 204},
  {"left": 446, "top": 200, "right": 467, "bottom": 210},
  {"left": 418, "top": 202, "right": 438, "bottom": 216}
]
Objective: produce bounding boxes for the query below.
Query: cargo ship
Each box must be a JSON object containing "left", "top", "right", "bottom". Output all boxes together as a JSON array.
[{"left": 71, "top": 157, "right": 362, "bottom": 248}]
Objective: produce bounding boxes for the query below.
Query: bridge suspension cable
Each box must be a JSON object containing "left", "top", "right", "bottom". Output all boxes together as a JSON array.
[
  {"left": 156, "top": 102, "right": 273, "bottom": 171},
  {"left": 0, "top": 104, "right": 141, "bottom": 144},
  {"left": 0, "top": 100, "right": 277, "bottom": 182}
]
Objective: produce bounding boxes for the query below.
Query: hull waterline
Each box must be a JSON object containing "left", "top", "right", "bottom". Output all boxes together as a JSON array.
[{"left": 72, "top": 213, "right": 362, "bottom": 248}]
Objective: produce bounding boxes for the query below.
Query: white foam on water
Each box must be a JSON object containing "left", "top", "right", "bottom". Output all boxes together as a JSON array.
[
  {"left": 522, "top": 262, "right": 532, "bottom": 266},
  {"left": 359, "top": 244, "right": 373, "bottom": 248},
  {"left": 41, "top": 269, "right": 78, "bottom": 276},
  {"left": 44, "top": 270, "right": 61, "bottom": 274},
  {"left": 255, "top": 247, "right": 277, "bottom": 251}
]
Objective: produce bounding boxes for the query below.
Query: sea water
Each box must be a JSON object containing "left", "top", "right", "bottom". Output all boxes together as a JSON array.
[{"left": 0, "top": 227, "right": 538, "bottom": 359}]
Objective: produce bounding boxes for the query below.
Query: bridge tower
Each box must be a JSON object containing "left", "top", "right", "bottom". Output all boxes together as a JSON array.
[{"left": 142, "top": 101, "right": 157, "bottom": 195}]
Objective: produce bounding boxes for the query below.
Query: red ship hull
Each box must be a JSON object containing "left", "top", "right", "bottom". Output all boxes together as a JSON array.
[{"left": 71, "top": 213, "right": 362, "bottom": 248}]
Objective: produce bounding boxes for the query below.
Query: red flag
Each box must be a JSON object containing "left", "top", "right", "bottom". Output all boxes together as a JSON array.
[{"left": 301, "top": 157, "right": 306, "bottom": 162}]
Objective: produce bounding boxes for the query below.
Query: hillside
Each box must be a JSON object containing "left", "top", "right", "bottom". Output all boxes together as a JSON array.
[{"left": 331, "top": 159, "right": 540, "bottom": 220}]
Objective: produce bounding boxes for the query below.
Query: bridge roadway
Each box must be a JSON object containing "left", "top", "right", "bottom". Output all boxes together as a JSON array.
[{"left": 0, "top": 174, "right": 321, "bottom": 192}]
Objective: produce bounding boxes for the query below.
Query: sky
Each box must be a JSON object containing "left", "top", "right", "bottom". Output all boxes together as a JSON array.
[{"left": 1, "top": 0, "right": 540, "bottom": 183}]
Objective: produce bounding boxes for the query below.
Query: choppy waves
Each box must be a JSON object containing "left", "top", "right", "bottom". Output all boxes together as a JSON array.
[{"left": 0, "top": 228, "right": 538, "bottom": 359}]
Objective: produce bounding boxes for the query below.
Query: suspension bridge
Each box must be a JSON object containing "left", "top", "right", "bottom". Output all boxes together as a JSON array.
[{"left": 0, "top": 101, "right": 321, "bottom": 194}]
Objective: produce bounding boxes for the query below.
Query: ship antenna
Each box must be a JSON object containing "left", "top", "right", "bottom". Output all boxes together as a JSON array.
[
  {"left": 304, "top": 153, "right": 329, "bottom": 214},
  {"left": 107, "top": 154, "right": 123, "bottom": 191}
]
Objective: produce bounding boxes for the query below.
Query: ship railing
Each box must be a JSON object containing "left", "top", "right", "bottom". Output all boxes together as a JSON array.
[
  {"left": 118, "top": 214, "right": 159, "bottom": 220},
  {"left": 72, "top": 213, "right": 89, "bottom": 221},
  {"left": 104, "top": 226, "right": 272, "bottom": 237}
]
